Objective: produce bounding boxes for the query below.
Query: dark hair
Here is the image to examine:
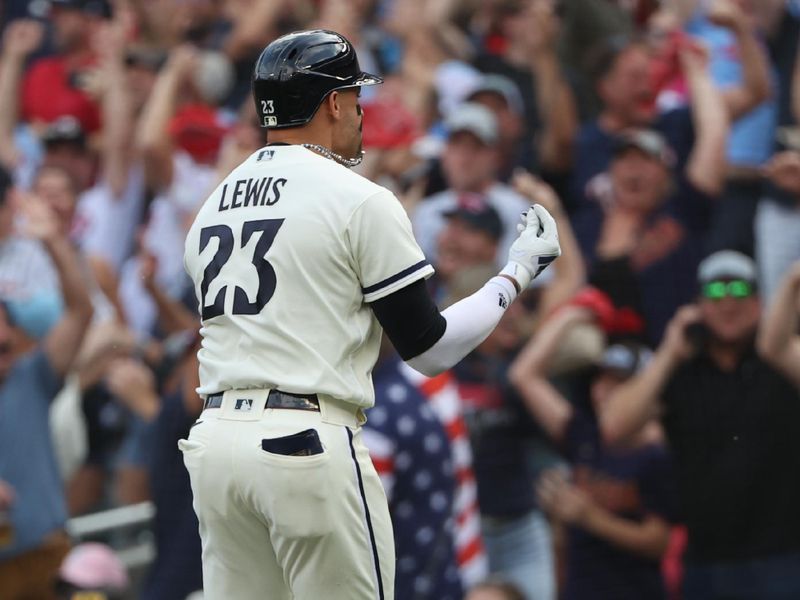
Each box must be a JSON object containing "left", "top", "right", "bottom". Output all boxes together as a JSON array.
[{"left": 585, "top": 33, "right": 647, "bottom": 86}]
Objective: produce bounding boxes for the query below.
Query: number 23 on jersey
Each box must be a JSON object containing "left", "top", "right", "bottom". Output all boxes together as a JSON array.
[{"left": 199, "top": 218, "right": 284, "bottom": 320}]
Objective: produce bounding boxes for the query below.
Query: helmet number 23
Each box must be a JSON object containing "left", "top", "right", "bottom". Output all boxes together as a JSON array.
[
  {"left": 198, "top": 219, "right": 284, "bottom": 320},
  {"left": 261, "top": 100, "right": 274, "bottom": 114}
]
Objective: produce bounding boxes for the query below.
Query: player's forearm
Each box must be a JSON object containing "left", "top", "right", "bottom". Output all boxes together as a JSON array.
[
  {"left": 391, "top": 206, "right": 560, "bottom": 376},
  {"left": 407, "top": 276, "right": 517, "bottom": 376}
]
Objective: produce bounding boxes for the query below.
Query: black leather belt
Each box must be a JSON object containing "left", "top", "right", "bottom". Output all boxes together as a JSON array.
[{"left": 204, "top": 390, "right": 320, "bottom": 412}]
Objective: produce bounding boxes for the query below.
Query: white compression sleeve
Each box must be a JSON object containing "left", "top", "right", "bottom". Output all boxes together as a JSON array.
[{"left": 406, "top": 276, "right": 518, "bottom": 377}]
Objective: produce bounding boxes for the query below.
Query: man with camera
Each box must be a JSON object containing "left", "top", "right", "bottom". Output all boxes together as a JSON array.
[{"left": 600, "top": 250, "right": 800, "bottom": 600}]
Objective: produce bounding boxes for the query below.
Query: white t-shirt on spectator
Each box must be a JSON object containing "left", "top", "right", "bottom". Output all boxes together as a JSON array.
[
  {"left": 75, "top": 165, "right": 146, "bottom": 273},
  {"left": 411, "top": 183, "right": 530, "bottom": 268},
  {"left": 120, "top": 151, "right": 216, "bottom": 336}
]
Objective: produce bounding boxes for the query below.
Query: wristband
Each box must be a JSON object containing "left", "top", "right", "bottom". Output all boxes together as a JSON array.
[{"left": 500, "top": 261, "right": 532, "bottom": 291}]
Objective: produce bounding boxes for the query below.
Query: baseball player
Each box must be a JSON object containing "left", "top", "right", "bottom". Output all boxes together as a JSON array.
[{"left": 181, "top": 29, "right": 561, "bottom": 600}]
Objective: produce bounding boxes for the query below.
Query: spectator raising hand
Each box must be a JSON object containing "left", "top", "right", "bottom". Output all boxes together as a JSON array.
[
  {"left": 705, "top": 0, "right": 771, "bottom": 120},
  {"left": 764, "top": 150, "right": 800, "bottom": 197},
  {"left": 0, "top": 19, "right": 44, "bottom": 169},
  {"left": 19, "top": 193, "right": 60, "bottom": 241},
  {"left": 106, "top": 358, "right": 161, "bottom": 422},
  {"left": 1, "top": 19, "right": 44, "bottom": 61},
  {"left": 511, "top": 170, "right": 585, "bottom": 314},
  {"left": 758, "top": 260, "right": 800, "bottom": 390},
  {"left": 0, "top": 169, "right": 92, "bottom": 599},
  {"left": 600, "top": 251, "right": 800, "bottom": 600}
]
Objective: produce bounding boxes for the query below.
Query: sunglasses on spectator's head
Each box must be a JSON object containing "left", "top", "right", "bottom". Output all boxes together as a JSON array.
[{"left": 701, "top": 279, "right": 754, "bottom": 301}]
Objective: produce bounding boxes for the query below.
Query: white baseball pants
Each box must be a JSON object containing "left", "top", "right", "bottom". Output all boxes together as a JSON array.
[{"left": 179, "top": 389, "right": 395, "bottom": 599}]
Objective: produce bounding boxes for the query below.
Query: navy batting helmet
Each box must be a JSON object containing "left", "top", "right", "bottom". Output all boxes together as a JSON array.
[{"left": 253, "top": 30, "right": 383, "bottom": 129}]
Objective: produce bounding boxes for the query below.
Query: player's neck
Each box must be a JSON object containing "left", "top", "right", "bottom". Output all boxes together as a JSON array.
[{"left": 266, "top": 124, "right": 333, "bottom": 150}]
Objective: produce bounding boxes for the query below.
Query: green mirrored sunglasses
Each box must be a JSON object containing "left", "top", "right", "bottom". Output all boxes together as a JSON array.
[{"left": 701, "top": 279, "right": 754, "bottom": 300}]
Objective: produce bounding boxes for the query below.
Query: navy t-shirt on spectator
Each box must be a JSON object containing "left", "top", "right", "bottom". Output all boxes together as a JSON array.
[
  {"left": 453, "top": 353, "right": 542, "bottom": 518},
  {"left": 573, "top": 178, "right": 713, "bottom": 344},
  {"left": 142, "top": 391, "right": 203, "bottom": 600},
  {"left": 561, "top": 409, "right": 674, "bottom": 600},
  {"left": 570, "top": 107, "right": 696, "bottom": 212},
  {"left": 0, "top": 351, "right": 64, "bottom": 561}
]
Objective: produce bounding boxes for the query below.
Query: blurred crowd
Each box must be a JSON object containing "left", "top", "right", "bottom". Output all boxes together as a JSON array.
[{"left": 1, "top": 0, "right": 800, "bottom": 599}]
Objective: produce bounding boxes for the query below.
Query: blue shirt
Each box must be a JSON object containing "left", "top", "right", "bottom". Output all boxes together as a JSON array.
[
  {"left": 561, "top": 409, "right": 675, "bottom": 600},
  {"left": 0, "top": 350, "right": 64, "bottom": 560},
  {"left": 685, "top": 16, "right": 777, "bottom": 167}
]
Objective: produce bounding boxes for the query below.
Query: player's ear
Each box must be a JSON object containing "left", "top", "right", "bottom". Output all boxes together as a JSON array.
[{"left": 324, "top": 90, "right": 342, "bottom": 122}]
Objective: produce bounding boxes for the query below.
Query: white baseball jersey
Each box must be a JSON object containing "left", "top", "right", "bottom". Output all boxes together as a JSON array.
[{"left": 184, "top": 146, "right": 434, "bottom": 407}]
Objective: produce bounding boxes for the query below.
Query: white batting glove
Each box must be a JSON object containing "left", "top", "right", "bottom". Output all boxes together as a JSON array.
[{"left": 500, "top": 204, "right": 561, "bottom": 290}]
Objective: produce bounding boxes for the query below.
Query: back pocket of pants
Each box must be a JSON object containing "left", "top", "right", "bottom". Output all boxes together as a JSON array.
[
  {"left": 255, "top": 433, "right": 333, "bottom": 538},
  {"left": 262, "top": 429, "right": 324, "bottom": 457}
]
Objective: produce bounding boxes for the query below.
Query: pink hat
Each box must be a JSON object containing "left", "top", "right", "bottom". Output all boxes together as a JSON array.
[{"left": 59, "top": 543, "right": 129, "bottom": 591}]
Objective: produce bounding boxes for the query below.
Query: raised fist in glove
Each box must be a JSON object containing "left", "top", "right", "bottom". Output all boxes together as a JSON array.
[{"left": 502, "top": 204, "right": 561, "bottom": 290}]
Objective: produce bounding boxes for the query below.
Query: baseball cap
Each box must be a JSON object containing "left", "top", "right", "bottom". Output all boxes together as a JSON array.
[
  {"left": 434, "top": 61, "right": 483, "bottom": 116},
  {"left": 361, "top": 98, "right": 421, "bottom": 149},
  {"left": 547, "top": 322, "right": 606, "bottom": 376},
  {"left": 41, "top": 115, "right": 86, "bottom": 147},
  {"left": 194, "top": 51, "right": 235, "bottom": 106},
  {"left": 467, "top": 74, "right": 525, "bottom": 116},
  {"left": 443, "top": 194, "right": 503, "bottom": 241},
  {"left": 697, "top": 250, "right": 758, "bottom": 285},
  {"left": 445, "top": 102, "right": 499, "bottom": 145},
  {"left": 597, "top": 342, "right": 653, "bottom": 379},
  {"left": 167, "top": 104, "right": 229, "bottom": 163},
  {"left": 50, "top": 0, "right": 112, "bottom": 18},
  {"left": 612, "top": 129, "right": 675, "bottom": 168}
]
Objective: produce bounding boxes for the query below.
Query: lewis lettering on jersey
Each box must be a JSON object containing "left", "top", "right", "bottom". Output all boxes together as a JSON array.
[{"left": 218, "top": 177, "right": 287, "bottom": 211}]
